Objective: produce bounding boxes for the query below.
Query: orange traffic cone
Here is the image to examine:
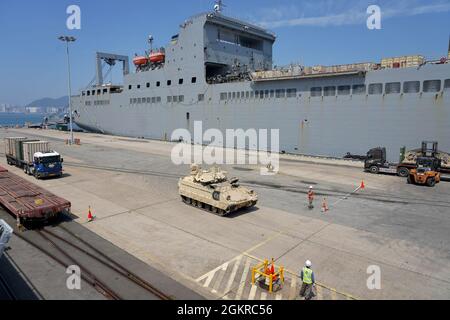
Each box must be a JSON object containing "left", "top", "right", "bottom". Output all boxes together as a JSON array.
[
  {"left": 87, "top": 206, "right": 94, "bottom": 222},
  {"left": 360, "top": 181, "right": 365, "bottom": 190},
  {"left": 321, "top": 198, "right": 329, "bottom": 213}
]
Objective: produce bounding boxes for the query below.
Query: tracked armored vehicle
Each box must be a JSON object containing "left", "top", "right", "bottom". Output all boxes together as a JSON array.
[{"left": 178, "top": 165, "right": 258, "bottom": 216}]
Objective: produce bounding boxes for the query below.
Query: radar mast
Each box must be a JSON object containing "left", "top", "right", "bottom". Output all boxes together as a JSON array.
[{"left": 214, "top": 0, "right": 225, "bottom": 13}]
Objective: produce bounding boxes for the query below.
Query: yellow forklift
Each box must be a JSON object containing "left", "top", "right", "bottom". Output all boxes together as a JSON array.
[{"left": 407, "top": 146, "right": 441, "bottom": 187}]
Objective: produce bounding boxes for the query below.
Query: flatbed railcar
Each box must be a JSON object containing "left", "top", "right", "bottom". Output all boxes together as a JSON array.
[{"left": 0, "top": 165, "right": 71, "bottom": 223}]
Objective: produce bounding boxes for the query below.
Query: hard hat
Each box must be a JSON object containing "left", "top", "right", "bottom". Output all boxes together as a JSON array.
[
  {"left": 309, "top": 186, "right": 313, "bottom": 189},
  {"left": 305, "top": 260, "right": 312, "bottom": 267}
]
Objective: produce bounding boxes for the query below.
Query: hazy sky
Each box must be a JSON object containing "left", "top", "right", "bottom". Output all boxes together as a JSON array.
[{"left": 0, "top": 0, "right": 449, "bottom": 105}]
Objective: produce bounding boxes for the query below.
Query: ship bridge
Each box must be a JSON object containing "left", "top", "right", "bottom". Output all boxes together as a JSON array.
[
  {"left": 202, "top": 12, "right": 276, "bottom": 80},
  {"left": 123, "top": 10, "right": 276, "bottom": 86}
]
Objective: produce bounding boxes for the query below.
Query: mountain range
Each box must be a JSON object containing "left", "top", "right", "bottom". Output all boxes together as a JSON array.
[{"left": 26, "top": 96, "right": 68, "bottom": 109}]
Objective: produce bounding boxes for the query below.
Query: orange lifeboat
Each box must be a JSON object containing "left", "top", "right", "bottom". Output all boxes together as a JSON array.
[
  {"left": 133, "top": 56, "right": 149, "bottom": 66},
  {"left": 149, "top": 52, "right": 165, "bottom": 63}
]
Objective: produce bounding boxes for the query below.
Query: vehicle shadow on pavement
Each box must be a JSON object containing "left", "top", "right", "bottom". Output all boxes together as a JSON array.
[{"left": 226, "top": 206, "right": 259, "bottom": 218}]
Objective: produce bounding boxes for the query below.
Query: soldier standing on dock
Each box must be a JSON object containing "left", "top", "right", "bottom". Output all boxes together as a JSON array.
[{"left": 307, "top": 186, "right": 315, "bottom": 209}]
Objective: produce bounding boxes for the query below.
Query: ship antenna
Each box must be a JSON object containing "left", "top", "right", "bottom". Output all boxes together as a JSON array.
[
  {"left": 447, "top": 34, "right": 450, "bottom": 59},
  {"left": 214, "top": 0, "right": 225, "bottom": 13},
  {"left": 148, "top": 35, "right": 154, "bottom": 52}
]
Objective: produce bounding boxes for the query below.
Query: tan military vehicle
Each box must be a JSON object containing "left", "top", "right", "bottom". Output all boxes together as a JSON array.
[{"left": 178, "top": 165, "right": 258, "bottom": 216}]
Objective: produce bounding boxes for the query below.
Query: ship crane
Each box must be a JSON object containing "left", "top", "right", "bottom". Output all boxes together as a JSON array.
[{"left": 96, "top": 52, "right": 130, "bottom": 86}]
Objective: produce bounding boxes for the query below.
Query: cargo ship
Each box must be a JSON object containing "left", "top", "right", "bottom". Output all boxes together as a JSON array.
[{"left": 72, "top": 2, "right": 450, "bottom": 161}]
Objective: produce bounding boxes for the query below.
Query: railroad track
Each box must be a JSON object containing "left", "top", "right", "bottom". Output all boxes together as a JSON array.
[
  {"left": 13, "top": 224, "right": 172, "bottom": 300},
  {"left": 47, "top": 225, "right": 172, "bottom": 300},
  {"left": 64, "top": 162, "right": 183, "bottom": 180}
]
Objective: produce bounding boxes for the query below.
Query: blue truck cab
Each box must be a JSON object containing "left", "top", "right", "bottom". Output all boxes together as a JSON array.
[{"left": 30, "top": 151, "right": 64, "bottom": 179}]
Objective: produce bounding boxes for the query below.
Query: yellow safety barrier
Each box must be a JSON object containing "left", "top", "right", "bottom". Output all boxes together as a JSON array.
[{"left": 251, "top": 258, "right": 285, "bottom": 293}]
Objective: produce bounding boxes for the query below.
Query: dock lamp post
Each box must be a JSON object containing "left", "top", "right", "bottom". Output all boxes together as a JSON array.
[{"left": 58, "top": 36, "right": 76, "bottom": 145}]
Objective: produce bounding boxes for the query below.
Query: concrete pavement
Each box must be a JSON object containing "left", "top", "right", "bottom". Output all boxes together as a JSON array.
[{"left": 1, "top": 128, "right": 449, "bottom": 300}]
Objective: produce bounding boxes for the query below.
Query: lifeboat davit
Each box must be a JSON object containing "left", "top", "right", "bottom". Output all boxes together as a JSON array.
[
  {"left": 133, "top": 56, "right": 149, "bottom": 66},
  {"left": 149, "top": 52, "right": 165, "bottom": 63}
]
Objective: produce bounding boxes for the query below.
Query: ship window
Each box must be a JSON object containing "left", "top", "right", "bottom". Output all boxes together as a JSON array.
[
  {"left": 87, "top": 91, "right": 90, "bottom": 96},
  {"left": 173, "top": 96, "right": 178, "bottom": 103},
  {"left": 352, "top": 84, "right": 366, "bottom": 95},
  {"left": 138, "top": 98, "right": 142, "bottom": 104},
  {"left": 324, "top": 86, "right": 336, "bottom": 96},
  {"left": 403, "top": 81, "right": 420, "bottom": 93},
  {"left": 92, "top": 90, "right": 95, "bottom": 95},
  {"left": 250, "top": 91, "right": 254, "bottom": 98},
  {"left": 167, "top": 80, "right": 172, "bottom": 86},
  {"left": 276, "top": 89, "right": 285, "bottom": 98},
  {"left": 157, "top": 97, "right": 161, "bottom": 103},
  {"left": 146, "top": 83, "right": 150, "bottom": 88},
  {"left": 220, "top": 93, "right": 227, "bottom": 101},
  {"left": 338, "top": 86, "right": 351, "bottom": 95},
  {"left": 259, "top": 91, "right": 264, "bottom": 99},
  {"left": 228, "top": 92, "right": 232, "bottom": 99},
  {"left": 232, "top": 92, "right": 236, "bottom": 99},
  {"left": 239, "top": 36, "right": 263, "bottom": 51},
  {"left": 137, "top": 85, "right": 141, "bottom": 89},
  {"left": 310, "top": 87, "right": 322, "bottom": 97},
  {"left": 192, "top": 77, "right": 197, "bottom": 84},
  {"left": 265, "top": 90, "right": 269, "bottom": 98},
  {"left": 198, "top": 94, "right": 205, "bottom": 102},
  {"left": 98, "top": 89, "right": 102, "bottom": 95},
  {"left": 152, "top": 97, "right": 156, "bottom": 103},
  {"left": 179, "top": 79, "right": 184, "bottom": 85},
  {"left": 270, "top": 90, "right": 275, "bottom": 98},
  {"left": 103, "top": 89, "right": 108, "bottom": 94},
  {"left": 156, "top": 81, "right": 161, "bottom": 87},
  {"left": 445, "top": 79, "right": 450, "bottom": 90},
  {"left": 236, "top": 92, "right": 240, "bottom": 99},
  {"left": 82, "top": 91, "right": 85, "bottom": 96},
  {"left": 147, "top": 97, "right": 151, "bottom": 103},
  {"left": 246, "top": 91, "right": 250, "bottom": 99},
  {"left": 423, "top": 80, "right": 441, "bottom": 92},
  {"left": 186, "top": 112, "right": 190, "bottom": 120},
  {"left": 167, "top": 96, "right": 172, "bottom": 103},
  {"left": 369, "top": 83, "right": 383, "bottom": 95},
  {"left": 385, "top": 82, "right": 401, "bottom": 94},
  {"left": 241, "top": 91, "right": 245, "bottom": 99},
  {"left": 129, "top": 85, "right": 132, "bottom": 90},
  {"left": 179, "top": 95, "right": 184, "bottom": 102},
  {"left": 287, "top": 89, "right": 297, "bottom": 98}
]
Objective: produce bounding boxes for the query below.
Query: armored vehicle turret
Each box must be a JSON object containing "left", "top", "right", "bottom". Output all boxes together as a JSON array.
[{"left": 178, "top": 165, "right": 258, "bottom": 216}]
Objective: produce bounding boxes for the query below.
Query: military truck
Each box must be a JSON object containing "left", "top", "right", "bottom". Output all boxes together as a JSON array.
[
  {"left": 365, "top": 141, "right": 450, "bottom": 178},
  {"left": 178, "top": 165, "right": 258, "bottom": 216}
]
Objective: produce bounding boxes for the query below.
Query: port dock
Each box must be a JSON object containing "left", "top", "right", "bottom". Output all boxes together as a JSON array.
[{"left": 1, "top": 127, "right": 449, "bottom": 300}]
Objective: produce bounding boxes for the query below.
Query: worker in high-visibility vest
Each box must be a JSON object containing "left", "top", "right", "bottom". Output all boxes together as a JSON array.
[
  {"left": 299, "top": 260, "right": 316, "bottom": 300},
  {"left": 307, "top": 186, "right": 315, "bottom": 209}
]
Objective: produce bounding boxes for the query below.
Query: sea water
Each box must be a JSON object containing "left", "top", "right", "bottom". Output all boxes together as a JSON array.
[{"left": 0, "top": 113, "right": 45, "bottom": 126}]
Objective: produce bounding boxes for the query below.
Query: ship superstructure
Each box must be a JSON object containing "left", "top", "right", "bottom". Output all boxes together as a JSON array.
[{"left": 73, "top": 5, "right": 450, "bottom": 161}]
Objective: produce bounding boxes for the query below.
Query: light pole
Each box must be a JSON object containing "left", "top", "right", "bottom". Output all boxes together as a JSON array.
[{"left": 58, "top": 36, "right": 76, "bottom": 145}]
